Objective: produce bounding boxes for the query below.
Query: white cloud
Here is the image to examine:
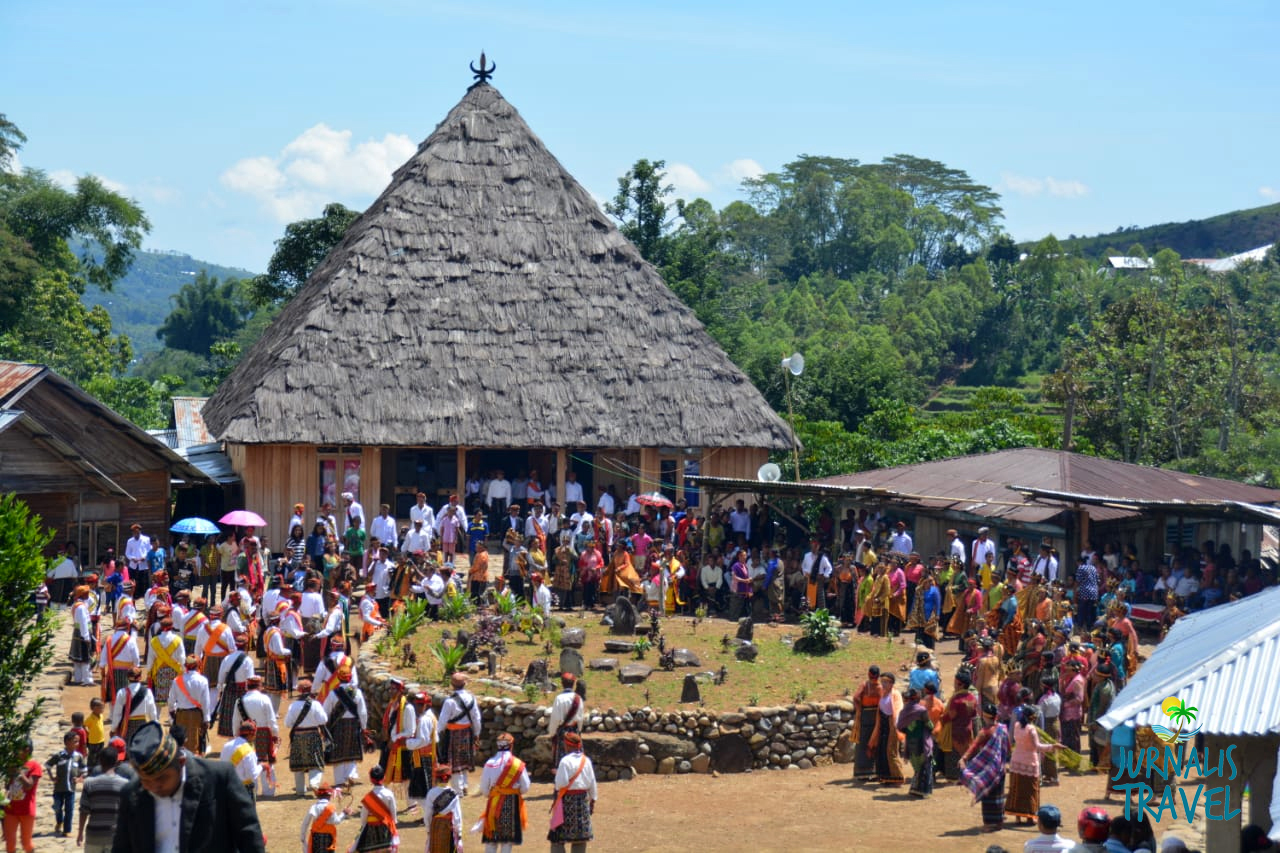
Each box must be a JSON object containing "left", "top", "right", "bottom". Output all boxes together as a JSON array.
[
  {"left": 665, "top": 162, "right": 712, "bottom": 197},
  {"left": 220, "top": 123, "right": 415, "bottom": 222},
  {"left": 47, "top": 169, "right": 128, "bottom": 195},
  {"left": 1002, "top": 172, "right": 1089, "bottom": 198},
  {"left": 1261, "top": 186, "right": 1280, "bottom": 201},
  {"left": 3, "top": 152, "right": 20, "bottom": 175},
  {"left": 721, "top": 158, "right": 765, "bottom": 184}
]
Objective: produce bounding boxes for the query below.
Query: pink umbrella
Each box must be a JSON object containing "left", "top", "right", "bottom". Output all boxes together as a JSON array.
[{"left": 219, "top": 509, "right": 268, "bottom": 527}]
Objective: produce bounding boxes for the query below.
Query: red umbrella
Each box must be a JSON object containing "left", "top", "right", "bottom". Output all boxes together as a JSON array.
[
  {"left": 219, "top": 509, "right": 268, "bottom": 527},
  {"left": 636, "top": 491, "right": 674, "bottom": 509}
]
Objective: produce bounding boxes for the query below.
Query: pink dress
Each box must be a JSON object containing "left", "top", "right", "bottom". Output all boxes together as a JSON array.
[{"left": 1009, "top": 722, "right": 1053, "bottom": 777}]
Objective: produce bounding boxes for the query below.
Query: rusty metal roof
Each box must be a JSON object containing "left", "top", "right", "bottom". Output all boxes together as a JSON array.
[
  {"left": 0, "top": 363, "right": 45, "bottom": 403},
  {"left": 0, "top": 408, "right": 133, "bottom": 498},
  {"left": 1100, "top": 586, "right": 1280, "bottom": 737},
  {"left": 172, "top": 397, "right": 212, "bottom": 447},
  {"left": 809, "top": 448, "right": 1280, "bottom": 524}
]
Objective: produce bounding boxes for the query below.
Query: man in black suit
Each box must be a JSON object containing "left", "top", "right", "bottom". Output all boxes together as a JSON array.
[{"left": 112, "top": 721, "right": 265, "bottom": 853}]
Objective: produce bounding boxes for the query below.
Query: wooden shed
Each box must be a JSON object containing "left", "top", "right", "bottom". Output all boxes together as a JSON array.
[
  {"left": 201, "top": 73, "right": 792, "bottom": 535},
  {"left": 0, "top": 362, "right": 212, "bottom": 561}
]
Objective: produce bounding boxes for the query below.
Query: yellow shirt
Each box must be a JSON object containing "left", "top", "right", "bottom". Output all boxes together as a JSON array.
[
  {"left": 979, "top": 563, "right": 994, "bottom": 590},
  {"left": 85, "top": 712, "right": 106, "bottom": 746}
]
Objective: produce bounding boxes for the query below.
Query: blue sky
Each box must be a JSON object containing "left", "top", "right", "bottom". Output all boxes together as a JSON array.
[{"left": 3, "top": 1, "right": 1277, "bottom": 272}]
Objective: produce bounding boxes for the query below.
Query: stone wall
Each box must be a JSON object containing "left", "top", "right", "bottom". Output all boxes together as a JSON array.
[{"left": 358, "top": 643, "right": 858, "bottom": 782}]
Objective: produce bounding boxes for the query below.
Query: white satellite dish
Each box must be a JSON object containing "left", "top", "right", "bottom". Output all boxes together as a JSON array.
[
  {"left": 757, "top": 462, "right": 783, "bottom": 483},
  {"left": 781, "top": 352, "right": 805, "bottom": 376}
]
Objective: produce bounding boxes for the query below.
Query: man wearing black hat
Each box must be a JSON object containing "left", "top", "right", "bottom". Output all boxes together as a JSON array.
[{"left": 112, "top": 721, "right": 264, "bottom": 852}]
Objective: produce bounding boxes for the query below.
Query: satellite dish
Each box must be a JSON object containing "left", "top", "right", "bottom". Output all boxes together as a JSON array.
[
  {"left": 781, "top": 352, "right": 805, "bottom": 376},
  {"left": 757, "top": 462, "right": 782, "bottom": 483}
]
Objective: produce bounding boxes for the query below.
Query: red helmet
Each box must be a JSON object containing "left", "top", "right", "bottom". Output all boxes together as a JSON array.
[{"left": 1077, "top": 807, "right": 1110, "bottom": 843}]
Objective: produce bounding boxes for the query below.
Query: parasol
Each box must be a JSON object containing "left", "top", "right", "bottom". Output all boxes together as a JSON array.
[
  {"left": 636, "top": 491, "right": 674, "bottom": 509},
  {"left": 169, "top": 517, "right": 221, "bottom": 535},
  {"left": 219, "top": 510, "right": 268, "bottom": 527}
]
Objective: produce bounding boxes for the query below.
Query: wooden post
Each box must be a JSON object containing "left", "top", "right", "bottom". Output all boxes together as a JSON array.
[
  {"left": 555, "top": 449, "right": 567, "bottom": 511},
  {"left": 1076, "top": 507, "right": 1090, "bottom": 558}
]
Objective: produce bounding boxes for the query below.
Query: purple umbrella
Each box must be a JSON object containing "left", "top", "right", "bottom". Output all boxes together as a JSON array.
[{"left": 219, "top": 510, "right": 268, "bottom": 527}]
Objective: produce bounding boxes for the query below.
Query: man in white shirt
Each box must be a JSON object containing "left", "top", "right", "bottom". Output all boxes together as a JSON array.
[
  {"left": 596, "top": 486, "right": 615, "bottom": 517},
  {"left": 219, "top": 722, "right": 262, "bottom": 796},
  {"left": 563, "top": 471, "right": 584, "bottom": 507},
  {"left": 289, "top": 503, "right": 306, "bottom": 532},
  {"left": 1032, "top": 543, "right": 1060, "bottom": 582},
  {"left": 434, "top": 494, "right": 464, "bottom": 534},
  {"left": 801, "top": 539, "right": 833, "bottom": 610},
  {"left": 124, "top": 524, "right": 152, "bottom": 592},
  {"left": 486, "top": 470, "right": 512, "bottom": 529},
  {"left": 438, "top": 673, "right": 482, "bottom": 795},
  {"left": 47, "top": 542, "right": 80, "bottom": 606},
  {"left": 728, "top": 500, "right": 751, "bottom": 542},
  {"left": 299, "top": 786, "right": 345, "bottom": 850},
  {"left": 422, "top": 565, "right": 447, "bottom": 618},
  {"left": 370, "top": 548, "right": 393, "bottom": 618},
  {"left": 947, "top": 529, "right": 966, "bottom": 566},
  {"left": 699, "top": 559, "right": 724, "bottom": 611},
  {"left": 528, "top": 572, "right": 553, "bottom": 619},
  {"left": 282, "top": 679, "right": 329, "bottom": 795},
  {"left": 625, "top": 491, "right": 642, "bottom": 517},
  {"left": 971, "top": 527, "right": 997, "bottom": 570},
  {"left": 549, "top": 731, "right": 597, "bottom": 853},
  {"left": 231, "top": 675, "right": 279, "bottom": 796},
  {"left": 409, "top": 493, "right": 436, "bottom": 530},
  {"left": 1022, "top": 804, "right": 1074, "bottom": 852},
  {"left": 341, "top": 492, "right": 364, "bottom": 534},
  {"left": 525, "top": 503, "right": 550, "bottom": 541},
  {"left": 889, "top": 521, "right": 913, "bottom": 555},
  {"left": 546, "top": 672, "right": 585, "bottom": 765},
  {"left": 402, "top": 518, "right": 432, "bottom": 556},
  {"left": 168, "top": 656, "right": 213, "bottom": 754},
  {"left": 369, "top": 505, "right": 398, "bottom": 554},
  {"left": 1173, "top": 570, "right": 1201, "bottom": 599}
]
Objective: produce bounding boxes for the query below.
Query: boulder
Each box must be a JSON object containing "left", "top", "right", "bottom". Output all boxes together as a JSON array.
[
  {"left": 588, "top": 658, "right": 619, "bottom": 672},
  {"left": 583, "top": 733, "right": 640, "bottom": 767},
  {"left": 656, "top": 756, "right": 676, "bottom": 775},
  {"left": 832, "top": 730, "right": 856, "bottom": 764},
  {"left": 610, "top": 597, "right": 638, "bottom": 636},
  {"left": 679, "top": 674, "right": 701, "bottom": 704},
  {"left": 523, "top": 659, "right": 552, "bottom": 688},
  {"left": 603, "top": 640, "right": 636, "bottom": 654},
  {"left": 618, "top": 664, "right": 652, "bottom": 684},
  {"left": 636, "top": 731, "right": 696, "bottom": 761},
  {"left": 710, "top": 733, "right": 753, "bottom": 773},
  {"left": 558, "top": 648, "right": 584, "bottom": 679},
  {"left": 560, "top": 628, "right": 586, "bottom": 649},
  {"left": 690, "top": 753, "right": 711, "bottom": 773},
  {"left": 736, "top": 617, "right": 754, "bottom": 641},
  {"left": 734, "top": 642, "right": 759, "bottom": 662},
  {"left": 671, "top": 648, "right": 701, "bottom": 667}
]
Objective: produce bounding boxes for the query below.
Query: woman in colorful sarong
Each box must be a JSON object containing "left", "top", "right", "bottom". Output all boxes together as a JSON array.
[
  {"left": 1005, "top": 702, "right": 1061, "bottom": 825},
  {"left": 897, "top": 687, "right": 935, "bottom": 798},
  {"left": 869, "top": 673, "right": 906, "bottom": 785},
  {"left": 960, "top": 701, "right": 1009, "bottom": 833},
  {"left": 850, "top": 665, "right": 882, "bottom": 782}
]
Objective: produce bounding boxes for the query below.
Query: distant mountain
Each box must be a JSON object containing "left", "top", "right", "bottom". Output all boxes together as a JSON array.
[
  {"left": 1045, "top": 202, "right": 1280, "bottom": 261},
  {"left": 79, "top": 247, "right": 256, "bottom": 359}
]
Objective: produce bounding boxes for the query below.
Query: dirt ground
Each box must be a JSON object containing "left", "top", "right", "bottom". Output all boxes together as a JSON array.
[{"left": 57, "top": 623, "right": 1208, "bottom": 853}]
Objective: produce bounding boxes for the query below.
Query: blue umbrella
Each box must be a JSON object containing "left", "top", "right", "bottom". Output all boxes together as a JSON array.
[{"left": 170, "top": 517, "right": 221, "bottom": 535}]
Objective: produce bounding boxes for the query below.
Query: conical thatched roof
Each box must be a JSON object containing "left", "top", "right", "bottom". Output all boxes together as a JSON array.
[{"left": 203, "top": 82, "right": 792, "bottom": 450}]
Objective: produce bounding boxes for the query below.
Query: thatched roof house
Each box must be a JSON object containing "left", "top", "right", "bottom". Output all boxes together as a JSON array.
[{"left": 203, "top": 74, "right": 791, "bottom": 532}]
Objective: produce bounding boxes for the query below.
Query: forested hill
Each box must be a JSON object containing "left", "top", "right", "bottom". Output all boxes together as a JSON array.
[
  {"left": 1050, "top": 202, "right": 1280, "bottom": 260},
  {"left": 79, "top": 247, "right": 255, "bottom": 358}
]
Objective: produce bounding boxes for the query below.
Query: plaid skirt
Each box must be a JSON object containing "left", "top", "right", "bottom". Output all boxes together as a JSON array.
[
  {"left": 552, "top": 725, "right": 579, "bottom": 767},
  {"left": 289, "top": 728, "right": 326, "bottom": 773},
  {"left": 152, "top": 665, "right": 178, "bottom": 705},
  {"left": 216, "top": 682, "right": 248, "bottom": 738},
  {"left": 1005, "top": 770, "right": 1039, "bottom": 820},
  {"left": 264, "top": 656, "right": 290, "bottom": 693},
  {"left": 547, "top": 791, "right": 592, "bottom": 843},
  {"left": 301, "top": 636, "right": 324, "bottom": 674},
  {"left": 980, "top": 775, "right": 1006, "bottom": 826},
  {"left": 183, "top": 637, "right": 196, "bottom": 655},
  {"left": 253, "top": 727, "right": 276, "bottom": 763},
  {"left": 445, "top": 726, "right": 474, "bottom": 771},
  {"left": 202, "top": 654, "right": 226, "bottom": 682},
  {"left": 482, "top": 793, "right": 524, "bottom": 844},
  {"left": 124, "top": 717, "right": 147, "bottom": 744},
  {"left": 354, "top": 823, "right": 394, "bottom": 853},
  {"left": 407, "top": 751, "right": 434, "bottom": 799},
  {"left": 174, "top": 708, "right": 206, "bottom": 753},
  {"left": 327, "top": 716, "right": 363, "bottom": 764},
  {"left": 109, "top": 667, "right": 132, "bottom": 700},
  {"left": 429, "top": 813, "right": 458, "bottom": 853},
  {"left": 69, "top": 635, "right": 93, "bottom": 663}
]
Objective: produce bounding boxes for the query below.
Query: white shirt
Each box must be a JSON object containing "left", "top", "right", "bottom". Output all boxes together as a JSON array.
[
  {"left": 231, "top": 689, "right": 278, "bottom": 735},
  {"left": 370, "top": 514, "right": 398, "bottom": 548},
  {"left": 316, "top": 607, "right": 344, "bottom": 639},
  {"left": 359, "top": 596, "right": 384, "bottom": 627},
  {"left": 168, "top": 671, "right": 213, "bottom": 720},
  {"left": 410, "top": 502, "right": 437, "bottom": 529},
  {"left": 357, "top": 787, "right": 397, "bottom": 842},
  {"left": 525, "top": 512, "right": 549, "bottom": 539},
  {"left": 386, "top": 698, "right": 418, "bottom": 743},
  {"left": 403, "top": 527, "right": 432, "bottom": 554},
  {"left": 596, "top": 491, "right": 615, "bottom": 516},
  {"left": 1033, "top": 554, "right": 1059, "bottom": 581},
  {"left": 971, "top": 537, "right": 996, "bottom": 567},
  {"left": 371, "top": 560, "right": 392, "bottom": 598},
  {"left": 219, "top": 736, "right": 261, "bottom": 785},
  {"left": 949, "top": 537, "right": 967, "bottom": 564},
  {"left": 344, "top": 500, "right": 365, "bottom": 530},
  {"left": 1023, "top": 832, "right": 1075, "bottom": 852},
  {"left": 424, "top": 785, "right": 462, "bottom": 843},
  {"left": 480, "top": 751, "right": 530, "bottom": 798},
  {"left": 434, "top": 503, "right": 463, "bottom": 532},
  {"left": 563, "top": 480, "right": 584, "bottom": 505},
  {"left": 213, "top": 653, "right": 255, "bottom": 706},
  {"left": 73, "top": 602, "right": 92, "bottom": 640},
  {"left": 406, "top": 708, "right": 438, "bottom": 751},
  {"left": 547, "top": 689, "right": 585, "bottom": 734},
  {"left": 261, "top": 588, "right": 282, "bottom": 619},
  {"left": 100, "top": 629, "right": 140, "bottom": 670},
  {"left": 279, "top": 610, "right": 305, "bottom": 640},
  {"left": 322, "top": 684, "right": 369, "bottom": 729},
  {"left": 299, "top": 591, "right": 326, "bottom": 619},
  {"left": 300, "top": 798, "right": 345, "bottom": 847},
  {"left": 890, "top": 531, "right": 913, "bottom": 554},
  {"left": 424, "top": 574, "right": 446, "bottom": 606},
  {"left": 50, "top": 557, "right": 79, "bottom": 579},
  {"left": 485, "top": 479, "right": 512, "bottom": 505},
  {"left": 1173, "top": 576, "right": 1200, "bottom": 597},
  {"left": 112, "top": 683, "right": 157, "bottom": 730},
  {"left": 554, "top": 752, "right": 598, "bottom": 799},
  {"left": 438, "top": 690, "right": 481, "bottom": 737},
  {"left": 283, "top": 698, "right": 330, "bottom": 730},
  {"left": 194, "top": 620, "right": 235, "bottom": 663},
  {"left": 151, "top": 764, "right": 185, "bottom": 853},
  {"left": 625, "top": 493, "right": 641, "bottom": 515},
  {"left": 801, "top": 551, "right": 833, "bottom": 579},
  {"left": 124, "top": 534, "right": 151, "bottom": 564},
  {"left": 530, "top": 583, "right": 552, "bottom": 618},
  {"left": 699, "top": 563, "right": 723, "bottom": 589},
  {"left": 728, "top": 509, "right": 751, "bottom": 537}
]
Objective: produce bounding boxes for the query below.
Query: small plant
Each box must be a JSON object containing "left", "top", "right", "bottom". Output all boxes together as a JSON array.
[
  {"left": 522, "top": 682, "right": 541, "bottom": 703},
  {"left": 545, "top": 617, "right": 562, "bottom": 648},
  {"left": 795, "top": 608, "right": 840, "bottom": 655},
  {"left": 429, "top": 640, "right": 467, "bottom": 681},
  {"left": 402, "top": 597, "right": 430, "bottom": 625},
  {"left": 692, "top": 605, "right": 707, "bottom": 634},
  {"left": 791, "top": 687, "right": 809, "bottom": 703},
  {"left": 387, "top": 611, "right": 421, "bottom": 645},
  {"left": 515, "top": 607, "right": 545, "bottom": 644},
  {"left": 437, "top": 592, "right": 475, "bottom": 623},
  {"left": 400, "top": 643, "right": 418, "bottom": 669},
  {"left": 493, "top": 593, "right": 521, "bottom": 618},
  {"left": 632, "top": 637, "right": 652, "bottom": 659},
  {"left": 747, "top": 692, "right": 761, "bottom": 705}
]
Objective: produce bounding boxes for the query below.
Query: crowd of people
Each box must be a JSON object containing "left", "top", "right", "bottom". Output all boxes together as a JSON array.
[{"left": 15, "top": 483, "right": 1280, "bottom": 853}]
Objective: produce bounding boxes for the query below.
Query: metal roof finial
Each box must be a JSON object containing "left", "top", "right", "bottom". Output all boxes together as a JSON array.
[{"left": 470, "top": 51, "right": 496, "bottom": 85}]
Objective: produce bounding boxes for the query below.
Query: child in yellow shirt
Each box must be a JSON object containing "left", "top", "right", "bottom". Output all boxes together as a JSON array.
[
  {"left": 979, "top": 558, "right": 995, "bottom": 591},
  {"left": 85, "top": 698, "right": 106, "bottom": 765}
]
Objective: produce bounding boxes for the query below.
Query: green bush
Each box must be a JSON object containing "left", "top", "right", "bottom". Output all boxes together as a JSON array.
[
  {"left": 796, "top": 608, "right": 841, "bottom": 655},
  {"left": 429, "top": 641, "right": 467, "bottom": 682}
]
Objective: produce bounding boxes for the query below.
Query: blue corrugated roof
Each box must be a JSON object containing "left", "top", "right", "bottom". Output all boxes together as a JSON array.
[{"left": 1100, "top": 586, "right": 1280, "bottom": 737}]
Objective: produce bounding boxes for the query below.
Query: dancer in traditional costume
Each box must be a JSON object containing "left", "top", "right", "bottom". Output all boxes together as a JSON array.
[
  {"left": 960, "top": 701, "right": 1010, "bottom": 833},
  {"left": 870, "top": 672, "right": 906, "bottom": 785},
  {"left": 195, "top": 606, "right": 235, "bottom": 682},
  {"left": 148, "top": 617, "right": 184, "bottom": 707},
  {"left": 1005, "top": 702, "right": 1061, "bottom": 825},
  {"left": 548, "top": 731, "right": 596, "bottom": 853},
  {"left": 480, "top": 732, "right": 529, "bottom": 853},
  {"left": 70, "top": 585, "right": 96, "bottom": 686},
  {"left": 897, "top": 687, "right": 935, "bottom": 799},
  {"left": 99, "top": 621, "right": 140, "bottom": 704},
  {"left": 547, "top": 673, "right": 585, "bottom": 766},
  {"left": 940, "top": 670, "right": 978, "bottom": 781},
  {"left": 358, "top": 584, "right": 387, "bottom": 644},
  {"left": 322, "top": 667, "right": 368, "bottom": 789},
  {"left": 111, "top": 667, "right": 157, "bottom": 742},
  {"left": 378, "top": 678, "right": 417, "bottom": 800},
  {"left": 284, "top": 678, "right": 329, "bottom": 795},
  {"left": 219, "top": 721, "right": 263, "bottom": 800},
  {"left": 264, "top": 603, "right": 294, "bottom": 710},
  {"left": 168, "top": 655, "right": 212, "bottom": 754},
  {"left": 851, "top": 665, "right": 882, "bottom": 782},
  {"left": 300, "top": 785, "right": 346, "bottom": 853},
  {"left": 439, "top": 673, "right": 482, "bottom": 796},
  {"left": 214, "top": 635, "right": 254, "bottom": 738},
  {"left": 233, "top": 674, "right": 279, "bottom": 797},
  {"left": 405, "top": 690, "right": 438, "bottom": 809},
  {"left": 343, "top": 765, "right": 399, "bottom": 853},
  {"left": 315, "top": 636, "right": 357, "bottom": 703},
  {"left": 426, "top": 764, "right": 463, "bottom": 853}
]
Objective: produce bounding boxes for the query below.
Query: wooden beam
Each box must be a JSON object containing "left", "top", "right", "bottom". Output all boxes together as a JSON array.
[
  {"left": 456, "top": 447, "right": 467, "bottom": 503},
  {"left": 555, "top": 449, "right": 567, "bottom": 510}
]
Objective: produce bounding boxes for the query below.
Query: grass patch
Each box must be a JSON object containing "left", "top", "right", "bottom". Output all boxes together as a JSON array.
[{"left": 399, "top": 611, "right": 919, "bottom": 711}]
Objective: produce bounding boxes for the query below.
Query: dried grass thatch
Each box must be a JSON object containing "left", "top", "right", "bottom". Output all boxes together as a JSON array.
[{"left": 202, "top": 82, "right": 792, "bottom": 451}]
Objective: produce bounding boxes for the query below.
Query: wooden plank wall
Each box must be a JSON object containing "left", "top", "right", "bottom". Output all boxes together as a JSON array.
[
  {"left": 699, "top": 447, "right": 768, "bottom": 511},
  {"left": 114, "top": 470, "right": 172, "bottom": 544},
  {"left": 16, "top": 492, "right": 72, "bottom": 555}
]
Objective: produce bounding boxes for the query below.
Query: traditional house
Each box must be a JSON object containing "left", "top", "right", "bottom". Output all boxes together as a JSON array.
[
  {"left": 201, "top": 71, "right": 791, "bottom": 534},
  {"left": 0, "top": 362, "right": 211, "bottom": 561}
]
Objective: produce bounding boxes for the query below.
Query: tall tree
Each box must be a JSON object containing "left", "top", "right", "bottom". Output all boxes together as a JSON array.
[
  {"left": 156, "top": 271, "right": 248, "bottom": 354},
  {"left": 606, "top": 159, "right": 672, "bottom": 265},
  {"left": 248, "top": 202, "right": 358, "bottom": 307}
]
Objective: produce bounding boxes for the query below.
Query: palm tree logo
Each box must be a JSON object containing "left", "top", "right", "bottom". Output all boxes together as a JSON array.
[{"left": 1154, "top": 695, "right": 1200, "bottom": 744}]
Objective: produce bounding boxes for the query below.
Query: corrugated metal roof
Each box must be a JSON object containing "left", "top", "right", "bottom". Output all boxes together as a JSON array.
[
  {"left": 0, "top": 363, "right": 44, "bottom": 403},
  {"left": 810, "top": 449, "right": 1280, "bottom": 525},
  {"left": 179, "top": 441, "right": 240, "bottom": 485},
  {"left": 1012, "top": 487, "right": 1280, "bottom": 525},
  {"left": 0, "top": 410, "right": 21, "bottom": 432},
  {"left": 0, "top": 408, "right": 134, "bottom": 498},
  {"left": 172, "top": 397, "right": 212, "bottom": 447},
  {"left": 1099, "top": 586, "right": 1280, "bottom": 737}
]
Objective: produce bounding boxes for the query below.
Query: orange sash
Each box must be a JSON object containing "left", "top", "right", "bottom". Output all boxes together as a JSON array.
[
  {"left": 362, "top": 791, "right": 397, "bottom": 833},
  {"left": 317, "top": 655, "right": 348, "bottom": 702},
  {"left": 483, "top": 755, "right": 528, "bottom": 834},
  {"left": 174, "top": 675, "right": 200, "bottom": 710},
  {"left": 550, "top": 755, "right": 586, "bottom": 829},
  {"left": 202, "top": 622, "right": 229, "bottom": 658},
  {"left": 307, "top": 804, "right": 337, "bottom": 853}
]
